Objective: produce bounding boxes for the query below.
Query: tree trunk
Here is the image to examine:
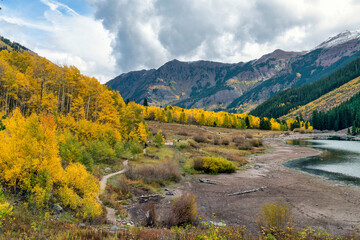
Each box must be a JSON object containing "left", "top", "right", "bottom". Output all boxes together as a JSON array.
[{"left": 85, "top": 95, "right": 91, "bottom": 120}]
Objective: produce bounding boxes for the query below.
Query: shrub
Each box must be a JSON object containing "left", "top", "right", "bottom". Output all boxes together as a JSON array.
[
  {"left": 245, "top": 133, "right": 253, "bottom": 139},
  {"left": 154, "top": 131, "right": 165, "bottom": 147},
  {"left": 128, "top": 142, "right": 143, "bottom": 155},
  {"left": 202, "top": 156, "right": 236, "bottom": 174},
  {"left": 213, "top": 137, "right": 220, "bottom": 145},
  {"left": 100, "top": 177, "right": 131, "bottom": 218},
  {"left": 232, "top": 136, "right": 244, "bottom": 143},
  {"left": 145, "top": 202, "right": 156, "bottom": 227},
  {"left": 193, "top": 157, "right": 204, "bottom": 171},
  {"left": 236, "top": 141, "right": 253, "bottom": 150},
  {"left": 177, "top": 131, "right": 189, "bottom": 136},
  {"left": 0, "top": 187, "right": 12, "bottom": 227},
  {"left": 59, "top": 133, "right": 83, "bottom": 164},
  {"left": 251, "top": 138, "right": 263, "bottom": 147},
  {"left": 125, "top": 162, "right": 181, "bottom": 185},
  {"left": 193, "top": 135, "right": 207, "bottom": 143},
  {"left": 114, "top": 141, "right": 127, "bottom": 157},
  {"left": 88, "top": 140, "right": 115, "bottom": 162},
  {"left": 168, "top": 193, "right": 197, "bottom": 227},
  {"left": 176, "top": 140, "right": 190, "bottom": 150},
  {"left": 59, "top": 132, "right": 93, "bottom": 171},
  {"left": 256, "top": 199, "right": 293, "bottom": 234},
  {"left": 188, "top": 139, "right": 199, "bottom": 148},
  {"left": 221, "top": 139, "right": 230, "bottom": 145}
]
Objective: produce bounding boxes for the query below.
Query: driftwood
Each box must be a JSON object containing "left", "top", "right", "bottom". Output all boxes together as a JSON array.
[
  {"left": 199, "top": 178, "right": 217, "bottom": 184},
  {"left": 227, "top": 186, "right": 267, "bottom": 196},
  {"left": 138, "top": 194, "right": 163, "bottom": 203}
]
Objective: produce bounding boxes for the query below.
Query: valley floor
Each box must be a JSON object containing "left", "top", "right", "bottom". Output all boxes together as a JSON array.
[{"left": 127, "top": 130, "right": 360, "bottom": 236}]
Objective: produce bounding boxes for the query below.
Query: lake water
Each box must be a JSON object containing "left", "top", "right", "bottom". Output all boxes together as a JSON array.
[{"left": 285, "top": 139, "right": 360, "bottom": 185}]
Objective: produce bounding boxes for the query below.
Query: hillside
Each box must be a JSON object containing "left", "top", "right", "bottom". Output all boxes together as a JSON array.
[
  {"left": 227, "top": 30, "right": 360, "bottom": 113},
  {"left": 108, "top": 30, "right": 360, "bottom": 113},
  {"left": 312, "top": 93, "right": 360, "bottom": 133},
  {"left": 107, "top": 50, "right": 302, "bottom": 110},
  {"left": 282, "top": 76, "right": 360, "bottom": 120},
  {"left": 0, "top": 44, "right": 150, "bottom": 232},
  {"left": 249, "top": 57, "right": 360, "bottom": 119},
  {"left": 0, "top": 36, "right": 30, "bottom": 52}
]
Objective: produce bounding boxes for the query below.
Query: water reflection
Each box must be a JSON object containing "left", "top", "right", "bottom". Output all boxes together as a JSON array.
[{"left": 285, "top": 139, "right": 360, "bottom": 185}]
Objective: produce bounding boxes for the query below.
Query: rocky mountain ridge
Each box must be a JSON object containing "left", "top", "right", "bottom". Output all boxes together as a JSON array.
[{"left": 107, "top": 30, "right": 360, "bottom": 113}]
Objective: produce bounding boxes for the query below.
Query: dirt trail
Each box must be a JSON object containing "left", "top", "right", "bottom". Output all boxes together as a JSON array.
[{"left": 99, "top": 160, "right": 128, "bottom": 224}]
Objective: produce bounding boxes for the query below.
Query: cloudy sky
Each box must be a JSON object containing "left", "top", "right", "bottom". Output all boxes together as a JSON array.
[{"left": 1, "top": 0, "right": 360, "bottom": 83}]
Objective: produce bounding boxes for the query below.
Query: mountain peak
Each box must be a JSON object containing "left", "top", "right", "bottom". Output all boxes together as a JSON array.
[{"left": 315, "top": 30, "right": 360, "bottom": 49}]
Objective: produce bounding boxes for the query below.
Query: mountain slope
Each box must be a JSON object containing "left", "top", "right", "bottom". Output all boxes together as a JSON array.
[
  {"left": 107, "top": 30, "right": 360, "bottom": 113},
  {"left": 312, "top": 92, "right": 360, "bottom": 132},
  {"left": 282, "top": 76, "right": 360, "bottom": 120},
  {"left": 227, "top": 30, "right": 360, "bottom": 113},
  {"left": 107, "top": 50, "right": 302, "bottom": 109},
  {"left": 249, "top": 57, "right": 360, "bottom": 119},
  {"left": 0, "top": 36, "right": 30, "bottom": 52}
]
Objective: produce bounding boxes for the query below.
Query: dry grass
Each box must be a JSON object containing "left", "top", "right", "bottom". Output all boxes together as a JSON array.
[
  {"left": 145, "top": 202, "right": 157, "bottom": 227},
  {"left": 125, "top": 162, "right": 181, "bottom": 186},
  {"left": 193, "top": 135, "right": 208, "bottom": 143},
  {"left": 167, "top": 193, "right": 197, "bottom": 227},
  {"left": 221, "top": 138, "right": 230, "bottom": 145},
  {"left": 177, "top": 131, "right": 189, "bottom": 136},
  {"left": 193, "top": 157, "right": 204, "bottom": 171},
  {"left": 213, "top": 137, "right": 220, "bottom": 145},
  {"left": 100, "top": 179, "right": 130, "bottom": 218}
]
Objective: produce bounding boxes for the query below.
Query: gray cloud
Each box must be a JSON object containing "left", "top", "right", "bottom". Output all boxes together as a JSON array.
[{"left": 88, "top": 0, "right": 360, "bottom": 74}]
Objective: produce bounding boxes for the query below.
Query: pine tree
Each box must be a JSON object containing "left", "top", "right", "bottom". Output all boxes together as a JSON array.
[
  {"left": 245, "top": 116, "right": 250, "bottom": 129},
  {"left": 143, "top": 98, "right": 148, "bottom": 107}
]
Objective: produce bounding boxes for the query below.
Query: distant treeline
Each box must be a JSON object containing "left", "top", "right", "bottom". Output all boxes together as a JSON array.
[
  {"left": 140, "top": 104, "right": 312, "bottom": 131},
  {"left": 250, "top": 57, "right": 360, "bottom": 119},
  {"left": 312, "top": 93, "right": 360, "bottom": 135}
]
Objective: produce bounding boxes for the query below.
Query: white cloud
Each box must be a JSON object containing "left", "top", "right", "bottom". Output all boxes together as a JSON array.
[
  {"left": 2, "top": 0, "right": 360, "bottom": 80},
  {"left": 89, "top": 0, "right": 360, "bottom": 73},
  {"left": 0, "top": 0, "right": 116, "bottom": 83}
]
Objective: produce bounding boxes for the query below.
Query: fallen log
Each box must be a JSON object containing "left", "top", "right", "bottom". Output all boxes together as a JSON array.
[
  {"left": 199, "top": 178, "right": 217, "bottom": 184},
  {"left": 227, "top": 186, "right": 267, "bottom": 196}
]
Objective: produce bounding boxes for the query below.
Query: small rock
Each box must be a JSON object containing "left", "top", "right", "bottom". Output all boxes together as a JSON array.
[
  {"left": 110, "top": 225, "right": 121, "bottom": 231},
  {"left": 104, "top": 167, "right": 111, "bottom": 172},
  {"left": 254, "top": 165, "right": 261, "bottom": 169},
  {"left": 53, "top": 204, "right": 63, "bottom": 213},
  {"left": 127, "top": 223, "right": 132, "bottom": 226},
  {"left": 164, "top": 188, "right": 169, "bottom": 191},
  {"left": 165, "top": 191, "right": 174, "bottom": 196},
  {"left": 79, "top": 223, "right": 87, "bottom": 228}
]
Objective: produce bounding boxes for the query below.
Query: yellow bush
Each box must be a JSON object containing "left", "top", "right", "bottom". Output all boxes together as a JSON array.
[
  {"left": 256, "top": 199, "right": 293, "bottom": 234},
  {"left": 202, "top": 156, "right": 236, "bottom": 174}
]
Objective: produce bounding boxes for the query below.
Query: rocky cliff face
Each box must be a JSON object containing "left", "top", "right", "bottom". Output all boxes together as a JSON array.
[{"left": 107, "top": 30, "right": 360, "bottom": 113}]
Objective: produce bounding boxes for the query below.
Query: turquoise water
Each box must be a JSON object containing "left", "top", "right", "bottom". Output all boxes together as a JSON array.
[{"left": 285, "top": 139, "right": 360, "bottom": 185}]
